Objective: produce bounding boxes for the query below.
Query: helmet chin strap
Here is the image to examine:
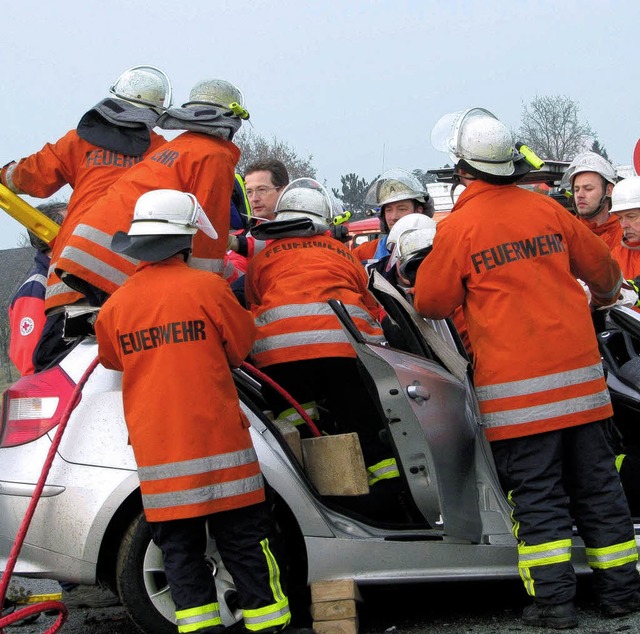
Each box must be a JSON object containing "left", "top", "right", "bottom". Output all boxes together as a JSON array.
[{"left": 451, "top": 167, "right": 476, "bottom": 203}]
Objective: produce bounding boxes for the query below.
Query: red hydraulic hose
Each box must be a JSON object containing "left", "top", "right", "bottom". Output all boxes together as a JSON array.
[
  {"left": 240, "top": 362, "right": 322, "bottom": 438},
  {"left": 0, "top": 356, "right": 100, "bottom": 633}
]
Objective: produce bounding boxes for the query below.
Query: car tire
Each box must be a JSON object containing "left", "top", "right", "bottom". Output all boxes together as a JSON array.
[{"left": 115, "top": 511, "right": 243, "bottom": 634}]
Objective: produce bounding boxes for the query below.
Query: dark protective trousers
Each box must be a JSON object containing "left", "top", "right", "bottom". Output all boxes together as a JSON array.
[
  {"left": 149, "top": 501, "right": 289, "bottom": 630},
  {"left": 491, "top": 420, "right": 640, "bottom": 606}
]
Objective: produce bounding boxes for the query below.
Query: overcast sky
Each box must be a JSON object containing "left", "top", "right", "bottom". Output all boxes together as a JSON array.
[{"left": 2, "top": 0, "right": 638, "bottom": 250}]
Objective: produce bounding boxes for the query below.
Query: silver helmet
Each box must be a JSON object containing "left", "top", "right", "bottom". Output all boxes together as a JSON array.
[{"left": 109, "top": 65, "right": 173, "bottom": 111}]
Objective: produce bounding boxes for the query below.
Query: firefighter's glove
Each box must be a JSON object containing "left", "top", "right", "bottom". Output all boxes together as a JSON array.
[
  {"left": 627, "top": 278, "right": 640, "bottom": 308},
  {"left": 0, "top": 160, "right": 16, "bottom": 189},
  {"left": 594, "top": 281, "right": 639, "bottom": 311}
]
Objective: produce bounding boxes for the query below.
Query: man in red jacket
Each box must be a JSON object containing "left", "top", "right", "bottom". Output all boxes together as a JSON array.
[
  {"left": 96, "top": 189, "right": 307, "bottom": 634},
  {"left": 414, "top": 107, "right": 640, "bottom": 629}
]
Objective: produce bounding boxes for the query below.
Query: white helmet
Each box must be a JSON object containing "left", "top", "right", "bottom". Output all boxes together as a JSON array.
[
  {"left": 112, "top": 189, "right": 217, "bottom": 262},
  {"left": 431, "top": 107, "right": 522, "bottom": 177},
  {"left": 183, "top": 79, "right": 250, "bottom": 119},
  {"left": 387, "top": 214, "right": 437, "bottom": 272},
  {"left": 396, "top": 226, "right": 437, "bottom": 284},
  {"left": 610, "top": 176, "right": 640, "bottom": 214},
  {"left": 561, "top": 151, "right": 618, "bottom": 190},
  {"left": 386, "top": 213, "right": 437, "bottom": 252},
  {"left": 275, "top": 178, "right": 342, "bottom": 226},
  {"left": 109, "top": 65, "right": 172, "bottom": 111},
  {"left": 365, "top": 168, "right": 429, "bottom": 209}
]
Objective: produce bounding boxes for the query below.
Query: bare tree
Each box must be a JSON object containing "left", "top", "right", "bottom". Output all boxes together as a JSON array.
[
  {"left": 234, "top": 129, "right": 316, "bottom": 180},
  {"left": 517, "top": 95, "right": 594, "bottom": 161}
]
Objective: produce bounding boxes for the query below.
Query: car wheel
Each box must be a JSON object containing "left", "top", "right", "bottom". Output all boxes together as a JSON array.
[{"left": 115, "top": 511, "right": 243, "bottom": 634}]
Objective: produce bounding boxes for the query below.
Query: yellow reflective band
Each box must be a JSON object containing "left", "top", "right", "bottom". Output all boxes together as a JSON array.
[
  {"left": 276, "top": 402, "right": 319, "bottom": 427},
  {"left": 243, "top": 596, "right": 290, "bottom": 631},
  {"left": 517, "top": 539, "right": 572, "bottom": 568},
  {"left": 586, "top": 539, "right": 639, "bottom": 570},
  {"left": 176, "top": 601, "right": 221, "bottom": 633},
  {"left": 616, "top": 454, "right": 626, "bottom": 472},
  {"left": 367, "top": 458, "right": 400, "bottom": 485}
]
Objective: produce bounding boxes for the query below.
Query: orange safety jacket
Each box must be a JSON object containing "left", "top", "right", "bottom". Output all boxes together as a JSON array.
[
  {"left": 56, "top": 132, "right": 239, "bottom": 296},
  {"left": 0, "top": 128, "right": 167, "bottom": 313},
  {"left": 244, "top": 234, "right": 386, "bottom": 368},
  {"left": 95, "top": 256, "right": 263, "bottom": 522},
  {"left": 577, "top": 212, "right": 623, "bottom": 251},
  {"left": 413, "top": 180, "right": 622, "bottom": 442},
  {"left": 611, "top": 239, "right": 640, "bottom": 280}
]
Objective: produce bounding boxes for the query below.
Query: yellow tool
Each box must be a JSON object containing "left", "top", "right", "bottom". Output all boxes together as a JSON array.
[
  {"left": 0, "top": 183, "right": 60, "bottom": 245},
  {"left": 332, "top": 210, "right": 352, "bottom": 226},
  {"left": 228, "top": 102, "right": 250, "bottom": 120},
  {"left": 516, "top": 143, "right": 545, "bottom": 170}
]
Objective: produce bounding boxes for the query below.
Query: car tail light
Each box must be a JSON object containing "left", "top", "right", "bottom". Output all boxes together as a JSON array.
[{"left": 1, "top": 367, "right": 77, "bottom": 448}]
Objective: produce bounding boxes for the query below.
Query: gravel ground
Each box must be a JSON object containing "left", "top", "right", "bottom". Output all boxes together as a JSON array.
[{"left": 4, "top": 576, "right": 640, "bottom": 633}]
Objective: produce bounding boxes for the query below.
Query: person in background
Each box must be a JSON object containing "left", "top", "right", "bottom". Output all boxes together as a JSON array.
[
  {"left": 562, "top": 151, "right": 622, "bottom": 249},
  {"left": 609, "top": 175, "right": 640, "bottom": 294},
  {"left": 95, "top": 189, "right": 310, "bottom": 634},
  {"left": 414, "top": 106, "right": 640, "bottom": 630},
  {"left": 351, "top": 169, "right": 434, "bottom": 269},
  {"left": 8, "top": 202, "right": 67, "bottom": 375},
  {"left": 245, "top": 159, "right": 289, "bottom": 222},
  {"left": 227, "top": 160, "right": 291, "bottom": 301}
]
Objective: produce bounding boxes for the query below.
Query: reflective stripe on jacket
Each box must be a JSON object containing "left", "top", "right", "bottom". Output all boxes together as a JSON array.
[
  {"left": 245, "top": 234, "right": 386, "bottom": 368},
  {"left": 57, "top": 132, "right": 238, "bottom": 296},
  {"left": 95, "top": 256, "right": 263, "bottom": 521},
  {"left": 413, "top": 180, "right": 621, "bottom": 441}
]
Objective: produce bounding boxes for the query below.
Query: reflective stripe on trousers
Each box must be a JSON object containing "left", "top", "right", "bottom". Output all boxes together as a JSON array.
[
  {"left": 176, "top": 601, "right": 221, "bottom": 633},
  {"left": 367, "top": 458, "right": 400, "bottom": 486},
  {"left": 242, "top": 536, "right": 290, "bottom": 632}
]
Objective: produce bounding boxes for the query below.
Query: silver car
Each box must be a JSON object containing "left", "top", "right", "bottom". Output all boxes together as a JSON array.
[{"left": 0, "top": 274, "right": 608, "bottom": 633}]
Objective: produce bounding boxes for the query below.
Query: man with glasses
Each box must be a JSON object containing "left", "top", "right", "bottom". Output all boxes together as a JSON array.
[
  {"left": 244, "top": 159, "right": 289, "bottom": 221},
  {"left": 226, "top": 160, "right": 290, "bottom": 293}
]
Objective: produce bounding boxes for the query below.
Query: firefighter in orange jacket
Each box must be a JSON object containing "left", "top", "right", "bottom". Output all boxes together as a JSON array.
[
  {"left": 414, "top": 108, "right": 640, "bottom": 629},
  {"left": 351, "top": 169, "right": 434, "bottom": 269},
  {"left": 244, "top": 178, "right": 407, "bottom": 520},
  {"left": 0, "top": 65, "right": 171, "bottom": 314},
  {"left": 562, "top": 151, "right": 622, "bottom": 250},
  {"left": 95, "top": 189, "right": 302, "bottom": 634},
  {"left": 56, "top": 79, "right": 247, "bottom": 300}
]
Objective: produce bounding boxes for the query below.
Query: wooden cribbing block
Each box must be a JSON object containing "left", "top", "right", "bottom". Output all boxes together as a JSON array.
[
  {"left": 301, "top": 433, "right": 369, "bottom": 496},
  {"left": 273, "top": 419, "right": 303, "bottom": 464},
  {"left": 311, "top": 599, "right": 357, "bottom": 621},
  {"left": 312, "top": 617, "right": 358, "bottom": 634},
  {"left": 310, "top": 579, "right": 362, "bottom": 603}
]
